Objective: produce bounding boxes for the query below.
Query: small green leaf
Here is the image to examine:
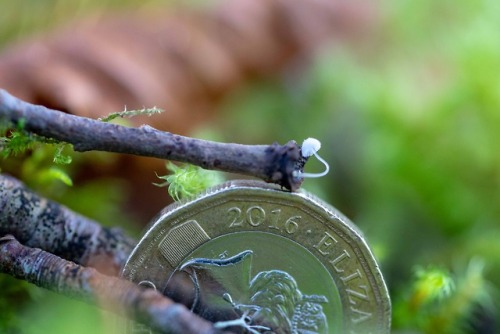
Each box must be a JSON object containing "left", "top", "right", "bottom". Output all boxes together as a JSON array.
[{"left": 37, "top": 167, "right": 73, "bottom": 186}]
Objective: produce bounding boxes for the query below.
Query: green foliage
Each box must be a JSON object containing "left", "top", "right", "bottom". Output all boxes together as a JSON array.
[
  {"left": 56, "top": 177, "right": 138, "bottom": 230},
  {"left": 155, "top": 162, "right": 224, "bottom": 201},
  {"left": 20, "top": 289, "right": 115, "bottom": 334},
  {"left": 394, "top": 260, "right": 493, "bottom": 333},
  {"left": 1, "top": 121, "right": 74, "bottom": 189},
  {"left": 413, "top": 266, "right": 456, "bottom": 305},
  {"left": 0, "top": 119, "right": 36, "bottom": 158},
  {"left": 98, "top": 106, "right": 164, "bottom": 123},
  {"left": 1, "top": 120, "right": 73, "bottom": 164},
  {"left": 19, "top": 144, "right": 73, "bottom": 188},
  {"left": 0, "top": 275, "right": 32, "bottom": 333},
  {"left": 393, "top": 266, "right": 455, "bottom": 329}
]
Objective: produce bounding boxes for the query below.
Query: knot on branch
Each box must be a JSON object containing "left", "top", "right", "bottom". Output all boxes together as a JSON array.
[{"left": 265, "top": 140, "right": 303, "bottom": 191}]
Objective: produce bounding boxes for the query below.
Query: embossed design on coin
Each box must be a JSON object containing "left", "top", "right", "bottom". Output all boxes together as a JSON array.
[
  {"left": 175, "top": 250, "right": 328, "bottom": 333},
  {"left": 122, "top": 180, "right": 391, "bottom": 333},
  {"left": 158, "top": 220, "right": 210, "bottom": 266}
]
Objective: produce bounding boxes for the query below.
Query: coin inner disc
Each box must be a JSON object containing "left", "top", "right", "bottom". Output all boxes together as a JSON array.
[{"left": 164, "top": 231, "right": 343, "bottom": 333}]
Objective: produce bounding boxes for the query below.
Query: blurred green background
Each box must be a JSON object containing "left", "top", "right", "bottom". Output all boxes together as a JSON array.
[{"left": 1, "top": 0, "right": 499, "bottom": 333}]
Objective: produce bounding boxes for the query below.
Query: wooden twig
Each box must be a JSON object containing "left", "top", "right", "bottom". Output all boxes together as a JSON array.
[
  {"left": 0, "top": 235, "right": 231, "bottom": 334},
  {"left": 0, "top": 174, "right": 136, "bottom": 275},
  {"left": 0, "top": 89, "right": 305, "bottom": 190}
]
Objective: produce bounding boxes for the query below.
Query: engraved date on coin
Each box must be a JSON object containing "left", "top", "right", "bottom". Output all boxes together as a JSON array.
[{"left": 227, "top": 205, "right": 301, "bottom": 235}]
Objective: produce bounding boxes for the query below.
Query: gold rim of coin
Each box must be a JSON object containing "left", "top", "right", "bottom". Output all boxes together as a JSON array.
[{"left": 122, "top": 180, "right": 391, "bottom": 333}]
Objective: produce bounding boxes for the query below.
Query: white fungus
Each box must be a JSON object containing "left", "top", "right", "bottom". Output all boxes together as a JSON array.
[
  {"left": 301, "top": 137, "right": 322, "bottom": 157},
  {"left": 294, "top": 137, "right": 330, "bottom": 179}
]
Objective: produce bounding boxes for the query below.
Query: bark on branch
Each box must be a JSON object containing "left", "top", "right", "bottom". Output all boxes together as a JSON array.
[
  {"left": 0, "top": 173, "right": 136, "bottom": 275},
  {"left": 0, "top": 235, "right": 231, "bottom": 334},
  {"left": 0, "top": 89, "right": 305, "bottom": 190}
]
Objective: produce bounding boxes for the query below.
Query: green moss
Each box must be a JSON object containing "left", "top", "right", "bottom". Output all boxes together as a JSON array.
[{"left": 155, "top": 162, "right": 224, "bottom": 201}]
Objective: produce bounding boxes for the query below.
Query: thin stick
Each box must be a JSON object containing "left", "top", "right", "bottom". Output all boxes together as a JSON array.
[
  {"left": 0, "top": 174, "right": 136, "bottom": 275},
  {"left": 0, "top": 90, "right": 304, "bottom": 190},
  {"left": 0, "top": 235, "right": 231, "bottom": 334}
]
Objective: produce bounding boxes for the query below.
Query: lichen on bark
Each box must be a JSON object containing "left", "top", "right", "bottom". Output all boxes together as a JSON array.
[{"left": 0, "top": 174, "right": 136, "bottom": 275}]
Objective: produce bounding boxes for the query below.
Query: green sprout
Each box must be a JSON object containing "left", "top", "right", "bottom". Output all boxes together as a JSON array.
[
  {"left": 53, "top": 143, "right": 72, "bottom": 165},
  {"left": 98, "top": 106, "right": 164, "bottom": 123},
  {"left": 154, "top": 162, "right": 224, "bottom": 201}
]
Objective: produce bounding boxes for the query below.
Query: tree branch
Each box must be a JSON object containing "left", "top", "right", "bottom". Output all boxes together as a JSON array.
[
  {"left": 0, "top": 173, "right": 136, "bottom": 276},
  {"left": 0, "top": 89, "right": 305, "bottom": 190},
  {"left": 0, "top": 235, "right": 232, "bottom": 334}
]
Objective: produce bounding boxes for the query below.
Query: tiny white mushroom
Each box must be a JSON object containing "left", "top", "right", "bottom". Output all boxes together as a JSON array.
[
  {"left": 294, "top": 137, "right": 330, "bottom": 179},
  {"left": 301, "top": 137, "right": 322, "bottom": 158}
]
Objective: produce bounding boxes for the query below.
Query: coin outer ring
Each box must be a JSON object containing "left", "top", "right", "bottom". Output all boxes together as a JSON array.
[{"left": 122, "top": 180, "right": 391, "bottom": 333}]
